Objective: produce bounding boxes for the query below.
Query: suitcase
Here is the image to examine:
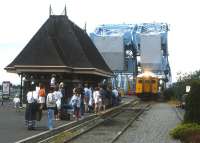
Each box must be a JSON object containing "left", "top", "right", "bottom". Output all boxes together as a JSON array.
[
  {"left": 60, "top": 108, "right": 70, "bottom": 120},
  {"left": 36, "top": 110, "right": 42, "bottom": 121}
]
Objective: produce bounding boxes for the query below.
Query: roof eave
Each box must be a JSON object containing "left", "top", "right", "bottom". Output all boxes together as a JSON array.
[
  {"left": 5, "top": 65, "right": 113, "bottom": 77},
  {"left": 5, "top": 65, "right": 72, "bottom": 74},
  {"left": 4, "top": 67, "right": 16, "bottom": 73},
  {"left": 73, "top": 67, "right": 113, "bottom": 77}
]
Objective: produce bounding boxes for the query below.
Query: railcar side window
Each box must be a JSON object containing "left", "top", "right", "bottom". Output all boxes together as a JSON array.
[{"left": 138, "top": 80, "right": 142, "bottom": 83}]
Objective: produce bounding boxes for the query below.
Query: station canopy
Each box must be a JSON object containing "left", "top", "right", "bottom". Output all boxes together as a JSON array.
[{"left": 5, "top": 15, "right": 113, "bottom": 78}]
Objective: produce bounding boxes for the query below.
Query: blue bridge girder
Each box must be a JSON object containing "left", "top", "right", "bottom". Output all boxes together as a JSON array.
[{"left": 90, "top": 23, "right": 171, "bottom": 90}]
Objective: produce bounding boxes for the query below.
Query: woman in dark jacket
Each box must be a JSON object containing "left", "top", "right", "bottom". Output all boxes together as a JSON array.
[{"left": 25, "top": 83, "right": 38, "bottom": 130}]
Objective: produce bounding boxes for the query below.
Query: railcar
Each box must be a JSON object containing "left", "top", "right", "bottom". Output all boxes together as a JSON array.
[{"left": 135, "top": 72, "right": 159, "bottom": 99}]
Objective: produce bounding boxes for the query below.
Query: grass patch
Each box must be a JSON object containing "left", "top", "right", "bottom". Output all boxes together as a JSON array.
[
  {"left": 170, "top": 123, "right": 200, "bottom": 143},
  {"left": 48, "top": 129, "right": 81, "bottom": 143},
  {"left": 168, "top": 99, "right": 180, "bottom": 107}
]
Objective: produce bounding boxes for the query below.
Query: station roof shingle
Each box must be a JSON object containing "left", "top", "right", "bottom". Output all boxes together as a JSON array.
[{"left": 5, "top": 15, "right": 113, "bottom": 77}]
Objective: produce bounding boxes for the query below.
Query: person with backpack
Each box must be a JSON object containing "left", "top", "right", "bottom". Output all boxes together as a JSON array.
[
  {"left": 36, "top": 83, "right": 46, "bottom": 121},
  {"left": 25, "top": 82, "right": 38, "bottom": 130},
  {"left": 112, "top": 88, "right": 119, "bottom": 106},
  {"left": 38, "top": 83, "right": 46, "bottom": 109},
  {"left": 46, "top": 87, "right": 56, "bottom": 130},
  {"left": 53, "top": 86, "right": 63, "bottom": 120}
]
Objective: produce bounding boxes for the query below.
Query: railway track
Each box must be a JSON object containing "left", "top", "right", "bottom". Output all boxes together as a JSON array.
[
  {"left": 110, "top": 103, "right": 151, "bottom": 143},
  {"left": 39, "top": 101, "right": 151, "bottom": 143}
]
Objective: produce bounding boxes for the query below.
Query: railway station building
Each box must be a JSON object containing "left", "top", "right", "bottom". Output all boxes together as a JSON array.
[{"left": 5, "top": 12, "right": 113, "bottom": 103}]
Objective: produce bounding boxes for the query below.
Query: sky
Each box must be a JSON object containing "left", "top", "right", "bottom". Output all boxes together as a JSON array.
[{"left": 0, "top": 0, "right": 200, "bottom": 85}]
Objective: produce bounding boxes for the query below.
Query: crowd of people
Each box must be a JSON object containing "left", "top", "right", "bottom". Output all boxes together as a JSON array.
[
  {"left": 25, "top": 81, "right": 64, "bottom": 130},
  {"left": 70, "top": 84, "right": 121, "bottom": 120},
  {"left": 24, "top": 78, "right": 121, "bottom": 130}
]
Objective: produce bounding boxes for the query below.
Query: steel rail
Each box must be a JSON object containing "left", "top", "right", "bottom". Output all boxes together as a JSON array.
[{"left": 110, "top": 103, "right": 151, "bottom": 143}]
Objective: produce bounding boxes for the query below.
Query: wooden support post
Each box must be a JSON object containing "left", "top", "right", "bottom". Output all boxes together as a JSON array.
[{"left": 20, "top": 74, "right": 23, "bottom": 107}]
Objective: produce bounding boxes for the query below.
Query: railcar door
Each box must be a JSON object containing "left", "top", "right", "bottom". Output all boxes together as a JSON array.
[
  {"left": 136, "top": 78, "right": 143, "bottom": 95},
  {"left": 143, "top": 78, "right": 151, "bottom": 94},
  {"left": 151, "top": 77, "right": 158, "bottom": 95}
]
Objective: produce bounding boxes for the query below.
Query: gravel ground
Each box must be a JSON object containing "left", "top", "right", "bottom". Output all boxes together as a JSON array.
[{"left": 115, "top": 102, "right": 181, "bottom": 143}]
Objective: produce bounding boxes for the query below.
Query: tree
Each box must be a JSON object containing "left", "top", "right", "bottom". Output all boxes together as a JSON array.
[
  {"left": 163, "top": 87, "right": 174, "bottom": 100},
  {"left": 171, "top": 70, "right": 200, "bottom": 100},
  {"left": 184, "top": 80, "right": 200, "bottom": 124}
]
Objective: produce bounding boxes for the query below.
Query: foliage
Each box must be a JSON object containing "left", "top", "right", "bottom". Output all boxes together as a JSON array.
[
  {"left": 163, "top": 87, "right": 174, "bottom": 100},
  {"left": 171, "top": 70, "right": 200, "bottom": 100},
  {"left": 169, "top": 70, "right": 200, "bottom": 143},
  {"left": 184, "top": 80, "right": 200, "bottom": 123},
  {"left": 170, "top": 123, "right": 200, "bottom": 142}
]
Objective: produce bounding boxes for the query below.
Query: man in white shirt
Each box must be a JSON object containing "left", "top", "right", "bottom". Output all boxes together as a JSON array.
[{"left": 53, "top": 86, "right": 63, "bottom": 120}]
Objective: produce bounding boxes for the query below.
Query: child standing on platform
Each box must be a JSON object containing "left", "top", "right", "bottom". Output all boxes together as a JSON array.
[{"left": 71, "top": 88, "right": 81, "bottom": 120}]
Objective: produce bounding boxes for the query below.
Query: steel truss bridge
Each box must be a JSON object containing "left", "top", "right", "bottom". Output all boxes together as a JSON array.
[{"left": 90, "top": 23, "right": 171, "bottom": 93}]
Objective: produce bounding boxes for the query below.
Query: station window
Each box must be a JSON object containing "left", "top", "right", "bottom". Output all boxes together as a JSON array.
[{"left": 138, "top": 80, "right": 142, "bottom": 83}]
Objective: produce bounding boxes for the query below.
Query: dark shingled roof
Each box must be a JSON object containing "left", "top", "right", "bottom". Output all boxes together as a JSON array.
[{"left": 5, "top": 15, "right": 113, "bottom": 77}]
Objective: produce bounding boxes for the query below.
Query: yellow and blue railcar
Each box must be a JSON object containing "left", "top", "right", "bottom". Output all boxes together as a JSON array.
[{"left": 135, "top": 72, "right": 159, "bottom": 99}]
